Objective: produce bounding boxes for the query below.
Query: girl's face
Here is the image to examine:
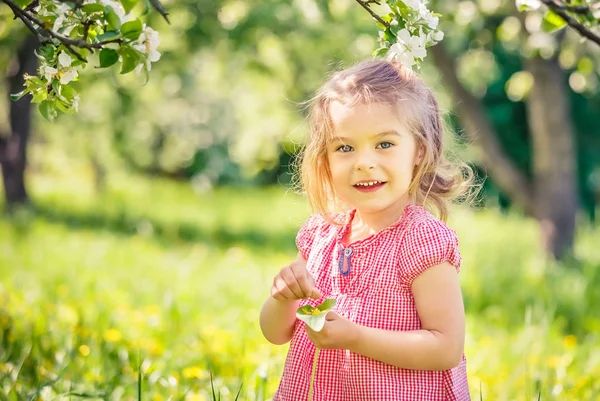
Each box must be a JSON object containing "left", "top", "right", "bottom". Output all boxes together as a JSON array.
[{"left": 326, "top": 101, "right": 423, "bottom": 217}]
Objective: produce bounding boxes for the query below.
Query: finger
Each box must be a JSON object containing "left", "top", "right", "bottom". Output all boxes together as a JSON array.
[
  {"left": 325, "top": 311, "right": 339, "bottom": 320},
  {"left": 291, "top": 264, "right": 322, "bottom": 299},
  {"left": 309, "top": 287, "right": 323, "bottom": 299},
  {"left": 280, "top": 268, "right": 303, "bottom": 299},
  {"left": 270, "top": 282, "right": 286, "bottom": 301},
  {"left": 290, "top": 264, "right": 314, "bottom": 299},
  {"left": 271, "top": 274, "right": 292, "bottom": 300}
]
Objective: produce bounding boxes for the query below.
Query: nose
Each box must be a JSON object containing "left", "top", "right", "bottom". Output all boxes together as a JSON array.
[{"left": 354, "top": 151, "right": 377, "bottom": 171}]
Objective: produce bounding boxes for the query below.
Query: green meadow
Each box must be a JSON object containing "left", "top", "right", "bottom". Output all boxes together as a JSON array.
[{"left": 1, "top": 171, "right": 599, "bottom": 400}]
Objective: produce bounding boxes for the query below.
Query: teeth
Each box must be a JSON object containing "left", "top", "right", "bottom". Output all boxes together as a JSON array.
[{"left": 356, "top": 181, "right": 381, "bottom": 187}]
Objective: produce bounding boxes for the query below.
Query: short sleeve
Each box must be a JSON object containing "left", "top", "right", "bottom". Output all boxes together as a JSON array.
[
  {"left": 295, "top": 214, "right": 324, "bottom": 260},
  {"left": 400, "top": 219, "right": 461, "bottom": 286}
]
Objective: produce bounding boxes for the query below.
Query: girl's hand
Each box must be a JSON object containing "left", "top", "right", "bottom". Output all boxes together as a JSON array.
[
  {"left": 305, "top": 311, "right": 360, "bottom": 350},
  {"left": 271, "top": 252, "right": 323, "bottom": 301}
]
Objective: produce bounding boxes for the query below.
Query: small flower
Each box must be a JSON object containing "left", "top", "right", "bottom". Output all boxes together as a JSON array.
[
  {"left": 418, "top": 3, "right": 439, "bottom": 30},
  {"left": 388, "top": 28, "right": 427, "bottom": 67},
  {"left": 182, "top": 366, "right": 207, "bottom": 379},
  {"left": 59, "top": 68, "right": 78, "bottom": 84},
  {"left": 103, "top": 328, "right": 122, "bottom": 342},
  {"left": 72, "top": 94, "right": 80, "bottom": 112},
  {"left": 52, "top": 3, "right": 71, "bottom": 31},
  {"left": 58, "top": 51, "right": 72, "bottom": 68},
  {"left": 516, "top": 0, "right": 542, "bottom": 10},
  {"left": 41, "top": 65, "right": 58, "bottom": 82},
  {"left": 78, "top": 344, "right": 91, "bottom": 356},
  {"left": 296, "top": 298, "right": 336, "bottom": 332},
  {"left": 133, "top": 26, "right": 161, "bottom": 72},
  {"left": 402, "top": 0, "right": 422, "bottom": 10}
]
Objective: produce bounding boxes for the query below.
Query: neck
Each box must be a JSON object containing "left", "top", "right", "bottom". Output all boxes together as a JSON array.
[{"left": 352, "top": 197, "right": 414, "bottom": 234}]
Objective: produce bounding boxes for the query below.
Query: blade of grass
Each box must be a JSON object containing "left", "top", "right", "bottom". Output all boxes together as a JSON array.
[
  {"left": 138, "top": 349, "right": 142, "bottom": 401},
  {"left": 234, "top": 383, "right": 243, "bottom": 401}
]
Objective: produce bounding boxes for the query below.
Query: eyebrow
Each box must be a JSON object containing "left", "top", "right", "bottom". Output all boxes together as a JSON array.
[{"left": 330, "top": 130, "right": 401, "bottom": 143}]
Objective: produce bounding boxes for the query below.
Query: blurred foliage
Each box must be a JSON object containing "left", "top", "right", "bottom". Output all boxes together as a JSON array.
[
  {"left": 0, "top": 172, "right": 599, "bottom": 399},
  {"left": 1, "top": 0, "right": 600, "bottom": 215}
]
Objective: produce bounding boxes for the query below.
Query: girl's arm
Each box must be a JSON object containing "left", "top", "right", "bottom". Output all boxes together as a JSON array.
[
  {"left": 260, "top": 297, "right": 300, "bottom": 345},
  {"left": 348, "top": 262, "right": 465, "bottom": 371}
]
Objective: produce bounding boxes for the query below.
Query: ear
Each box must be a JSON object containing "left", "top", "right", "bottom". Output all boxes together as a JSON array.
[{"left": 415, "top": 144, "right": 425, "bottom": 166}]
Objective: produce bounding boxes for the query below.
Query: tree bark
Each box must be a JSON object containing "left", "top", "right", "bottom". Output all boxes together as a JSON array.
[
  {"left": 430, "top": 44, "right": 578, "bottom": 260},
  {"left": 524, "top": 56, "right": 578, "bottom": 260},
  {"left": 429, "top": 44, "right": 535, "bottom": 216},
  {"left": 0, "top": 35, "right": 38, "bottom": 209}
]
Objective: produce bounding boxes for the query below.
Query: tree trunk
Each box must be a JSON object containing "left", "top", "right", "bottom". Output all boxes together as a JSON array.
[
  {"left": 430, "top": 44, "right": 578, "bottom": 260},
  {"left": 0, "top": 35, "right": 38, "bottom": 209},
  {"left": 524, "top": 56, "right": 578, "bottom": 260}
]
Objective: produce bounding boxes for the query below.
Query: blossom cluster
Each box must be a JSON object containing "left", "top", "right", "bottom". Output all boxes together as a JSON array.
[
  {"left": 11, "top": 0, "right": 161, "bottom": 121},
  {"left": 374, "top": 0, "right": 445, "bottom": 68}
]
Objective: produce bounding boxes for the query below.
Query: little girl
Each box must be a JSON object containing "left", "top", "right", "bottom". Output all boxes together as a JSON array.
[{"left": 260, "top": 59, "right": 474, "bottom": 401}]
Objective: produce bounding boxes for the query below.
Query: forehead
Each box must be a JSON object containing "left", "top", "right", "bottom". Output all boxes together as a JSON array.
[{"left": 328, "top": 101, "right": 410, "bottom": 139}]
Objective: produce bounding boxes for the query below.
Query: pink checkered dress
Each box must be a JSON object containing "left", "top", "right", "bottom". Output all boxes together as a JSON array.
[{"left": 273, "top": 204, "right": 470, "bottom": 401}]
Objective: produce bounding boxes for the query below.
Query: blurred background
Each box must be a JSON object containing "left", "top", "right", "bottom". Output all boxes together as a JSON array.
[{"left": 1, "top": 0, "right": 599, "bottom": 399}]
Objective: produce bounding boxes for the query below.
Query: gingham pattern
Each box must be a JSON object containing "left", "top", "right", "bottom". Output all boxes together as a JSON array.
[{"left": 273, "top": 204, "right": 470, "bottom": 401}]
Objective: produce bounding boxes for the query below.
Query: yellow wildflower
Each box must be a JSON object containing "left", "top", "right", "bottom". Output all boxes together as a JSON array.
[
  {"left": 103, "top": 328, "right": 122, "bottom": 343},
  {"left": 563, "top": 335, "right": 577, "bottom": 350},
  {"left": 78, "top": 345, "right": 91, "bottom": 356},
  {"left": 182, "top": 366, "right": 207, "bottom": 380}
]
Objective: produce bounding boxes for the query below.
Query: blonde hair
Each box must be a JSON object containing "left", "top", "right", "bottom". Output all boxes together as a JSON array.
[{"left": 298, "top": 59, "right": 478, "bottom": 222}]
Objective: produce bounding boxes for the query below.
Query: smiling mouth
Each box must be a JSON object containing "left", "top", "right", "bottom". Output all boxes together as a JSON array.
[
  {"left": 354, "top": 180, "right": 385, "bottom": 187},
  {"left": 353, "top": 180, "right": 387, "bottom": 192}
]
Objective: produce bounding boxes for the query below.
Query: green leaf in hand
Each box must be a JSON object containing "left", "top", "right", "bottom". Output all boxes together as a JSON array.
[{"left": 296, "top": 298, "right": 336, "bottom": 332}]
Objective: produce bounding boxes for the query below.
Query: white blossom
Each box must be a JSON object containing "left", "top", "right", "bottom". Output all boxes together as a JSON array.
[
  {"left": 72, "top": 95, "right": 80, "bottom": 112},
  {"left": 432, "top": 30, "right": 444, "bottom": 42},
  {"left": 402, "top": 0, "right": 422, "bottom": 11},
  {"left": 418, "top": 3, "right": 439, "bottom": 30},
  {"left": 83, "top": 0, "right": 128, "bottom": 23},
  {"left": 58, "top": 52, "right": 73, "bottom": 68},
  {"left": 59, "top": 68, "right": 78, "bottom": 85},
  {"left": 515, "top": 0, "right": 542, "bottom": 10},
  {"left": 52, "top": 3, "right": 71, "bottom": 31},
  {"left": 388, "top": 28, "right": 427, "bottom": 67},
  {"left": 41, "top": 65, "right": 58, "bottom": 82},
  {"left": 133, "top": 26, "right": 161, "bottom": 72}
]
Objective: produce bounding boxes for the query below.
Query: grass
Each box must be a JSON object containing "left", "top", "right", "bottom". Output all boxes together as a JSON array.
[{"left": 0, "top": 171, "right": 599, "bottom": 400}]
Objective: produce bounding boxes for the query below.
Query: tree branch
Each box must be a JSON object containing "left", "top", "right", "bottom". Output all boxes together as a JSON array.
[
  {"left": 540, "top": 0, "right": 600, "bottom": 47},
  {"left": 551, "top": 0, "right": 600, "bottom": 14},
  {"left": 1, "top": 0, "right": 124, "bottom": 62},
  {"left": 354, "top": 0, "right": 390, "bottom": 28}
]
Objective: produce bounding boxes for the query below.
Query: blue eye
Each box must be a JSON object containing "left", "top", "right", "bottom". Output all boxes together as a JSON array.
[
  {"left": 377, "top": 141, "right": 394, "bottom": 149},
  {"left": 336, "top": 144, "right": 354, "bottom": 153}
]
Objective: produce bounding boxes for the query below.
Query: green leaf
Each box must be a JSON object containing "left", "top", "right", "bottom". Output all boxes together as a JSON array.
[
  {"left": 120, "top": 46, "right": 141, "bottom": 74},
  {"left": 51, "top": 79, "right": 60, "bottom": 95},
  {"left": 121, "top": 19, "right": 143, "bottom": 40},
  {"left": 317, "top": 298, "right": 336, "bottom": 312},
  {"left": 99, "top": 48, "right": 119, "bottom": 68},
  {"left": 373, "top": 47, "right": 389, "bottom": 57},
  {"left": 38, "top": 45, "right": 55, "bottom": 62},
  {"left": 55, "top": 98, "right": 74, "bottom": 114},
  {"left": 105, "top": 6, "right": 122, "bottom": 30},
  {"left": 122, "top": 0, "right": 138, "bottom": 13},
  {"left": 541, "top": 10, "right": 567, "bottom": 33},
  {"left": 31, "top": 90, "right": 48, "bottom": 103},
  {"left": 97, "top": 31, "right": 120, "bottom": 42},
  {"left": 83, "top": 3, "right": 105, "bottom": 14},
  {"left": 39, "top": 100, "right": 57, "bottom": 122},
  {"left": 10, "top": 91, "right": 26, "bottom": 101},
  {"left": 383, "top": 27, "right": 397, "bottom": 42},
  {"left": 60, "top": 84, "right": 76, "bottom": 102}
]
